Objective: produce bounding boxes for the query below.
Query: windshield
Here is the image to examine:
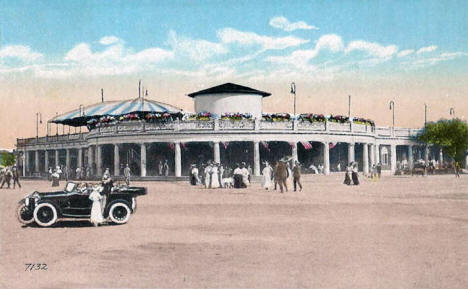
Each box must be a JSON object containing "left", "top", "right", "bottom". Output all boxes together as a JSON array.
[{"left": 65, "top": 182, "right": 77, "bottom": 193}]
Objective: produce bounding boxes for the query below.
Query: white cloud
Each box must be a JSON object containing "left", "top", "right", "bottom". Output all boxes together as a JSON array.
[
  {"left": 99, "top": 35, "right": 121, "bottom": 45},
  {"left": 416, "top": 45, "right": 437, "bottom": 54},
  {"left": 167, "top": 31, "right": 228, "bottom": 62},
  {"left": 397, "top": 49, "right": 415, "bottom": 57},
  {"left": 269, "top": 16, "right": 319, "bottom": 31},
  {"left": 217, "top": 28, "right": 309, "bottom": 50},
  {"left": 0, "top": 45, "right": 43, "bottom": 62},
  {"left": 405, "top": 51, "right": 468, "bottom": 68},
  {"left": 267, "top": 34, "right": 343, "bottom": 65},
  {"left": 346, "top": 40, "right": 398, "bottom": 58}
]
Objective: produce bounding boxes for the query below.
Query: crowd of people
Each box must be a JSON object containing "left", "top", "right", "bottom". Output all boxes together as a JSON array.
[
  {"left": 188, "top": 157, "right": 304, "bottom": 193},
  {"left": 0, "top": 165, "right": 21, "bottom": 189}
]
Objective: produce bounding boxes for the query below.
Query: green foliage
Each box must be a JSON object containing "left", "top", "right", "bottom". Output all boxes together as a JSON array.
[
  {"left": 418, "top": 118, "right": 468, "bottom": 162},
  {"left": 0, "top": 152, "right": 16, "bottom": 167}
]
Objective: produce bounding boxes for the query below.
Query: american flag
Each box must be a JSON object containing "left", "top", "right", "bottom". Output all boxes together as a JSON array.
[
  {"left": 261, "top": 141, "right": 270, "bottom": 151},
  {"left": 301, "top": 141, "right": 312, "bottom": 150},
  {"left": 329, "top": 142, "right": 337, "bottom": 149},
  {"left": 222, "top": 142, "right": 229, "bottom": 149}
]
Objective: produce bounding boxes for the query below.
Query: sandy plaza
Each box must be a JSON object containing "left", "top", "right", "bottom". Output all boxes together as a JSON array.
[{"left": 1, "top": 174, "right": 467, "bottom": 289}]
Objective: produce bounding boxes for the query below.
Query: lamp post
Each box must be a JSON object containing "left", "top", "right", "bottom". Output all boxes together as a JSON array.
[
  {"left": 79, "top": 104, "right": 84, "bottom": 133},
  {"left": 424, "top": 103, "right": 427, "bottom": 126},
  {"left": 55, "top": 112, "right": 58, "bottom": 135},
  {"left": 290, "top": 82, "right": 296, "bottom": 116},
  {"left": 450, "top": 107, "right": 455, "bottom": 118},
  {"left": 36, "top": 112, "right": 42, "bottom": 138},
  {"left": 348, "top": 95, "right": 351, "bottom": 118},
  {"left": 389, "top": 100, "right": 395, "bottom": 128}
]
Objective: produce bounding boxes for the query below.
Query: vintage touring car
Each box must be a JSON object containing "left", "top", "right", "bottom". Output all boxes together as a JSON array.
[{"left": 17, "top": 182, "right": 146, "bottom": 227}]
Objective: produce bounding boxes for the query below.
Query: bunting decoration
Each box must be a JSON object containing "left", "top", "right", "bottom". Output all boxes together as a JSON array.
[
  {"left": 261, "top": 141, "right": 270, "bottom": 151},
  {"left": 329, "top": 142, "right": 337, "bottom": 149},
  {"left": 301, "top": 141, "right": 312, "bottom": 150},
  {"left": 289, "top": 142, "right": 296, "bottom": 148},
  {"left": 169, "top": 143, "right": 175, "bottom": 150},
  {"left": 181, "top": 142, "right": 187, "bottom": 150},
  {"left": 222, "top": 142, "right": 229, "bottom": 149}
]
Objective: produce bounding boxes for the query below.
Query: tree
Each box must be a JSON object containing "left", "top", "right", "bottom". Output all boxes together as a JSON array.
[
  {"left": 0, "top": 152, "right": 16, "bottom": 167},
  {"left": 418, "top": 118, "right": 468, "bottom": 162}
]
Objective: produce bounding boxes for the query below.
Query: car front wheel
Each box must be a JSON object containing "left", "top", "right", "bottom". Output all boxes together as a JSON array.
[
  {"left": 33, "top": 203, "right": 58, "bottom": 227},
  {"left": 108, "top": 202, "right": 131, "bottom": 224},
  {"left": 17, "top": 202, "right": 34, "bottom": 224}
]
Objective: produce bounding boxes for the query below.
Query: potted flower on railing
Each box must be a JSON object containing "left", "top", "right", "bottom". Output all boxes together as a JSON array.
[
  {"left": 86, "top": 118, "right": 98, "bottom": 130},
  {"left": 119, "top": 113, "right": 140, "bottom": 122},
  {"left": 144, "top": 112, "right": 172, "bottom": 122},
  {"left": 353, "top": 117, "right": 375, "bottom": 127},
  {"left": 221, "top": 112, "right": 252, "bottom": 121},
  {"left": 187, "top": 112, "right": 212, "bottom": 121},
  {"left": 298, "top": 113, "right": 326, "bottom": 123},
  {"left": 328, "top": 114, "right": 350, "bottom": 123},
  {"left": 262, "top": 113, "right": 291, "bottom": 122}
]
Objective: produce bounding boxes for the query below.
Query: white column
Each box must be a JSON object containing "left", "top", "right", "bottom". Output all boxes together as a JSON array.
[
  {"left": 88, "top": 146, "right": 93, "bottom": 169},
  {"left": 291, "top": 142, "right": 298, "bottom": 163},
  {"left": 323, "top": 142, "right": 330, "bottom": 175},
  {"left": 375, "top": 144, "right": 380, "bottom": 164},
  {"left": 213, "top": 141, "right": 220, "bottom": 164},
  {"left": 465, "top": 152, "right": 468, "bottom": 169},
  {"left": 175, "top": 142, "right": 181, "bottom": 177},
  {"left": 140, "top": 143, "right": 147, "bottom": 177},
  {"left": 44, "top": 150, "right": 49, "bottom": 173},
  {"left": 348, "top": 143, "right": 355, "bottom": 164},
  {"left": 253, "top": 141, "right": 260, "bottom": 176},
  {"left": 363, "top": 143, "right": 369, "bottom": 175},
  {"left": 408, "top": 145, "right": 413, "bottom": 170},
  {"left": 34, "top": 150, "right": 39, "bottom": 173},
  {"left": 77, "top": 148, "right": 82, "bottom": 169},
  {"left": 22, "top": 150, "right": 26, "bottom": 176},
  {"left": 439, "top": 148, "right": 443, "bottom": 165},
  {"left": 55, "top": 150, "right": 59, "bottom": 168},
  {"left": 96, "top": 145, "right": 102, "bottom": 176},
  {"left": 390, "top": 144, "right": 397, "bottom": 173},
  {"left": 65, "top": 149, "right": 70, "bottom": 169},
  {"left": 369, "top": 144, "right": 375, "bottom": 168},
  {"left": 114, "top": 144, "right": 120, "bottom": 176}
]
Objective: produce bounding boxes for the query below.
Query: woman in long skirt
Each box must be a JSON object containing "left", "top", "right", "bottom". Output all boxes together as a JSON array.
[
  {"left": 262, "top": 162, "right": 273, "bottom": 190},
  {"left": 343, "top": 164, "right": 352, "bottom": 185},
  {"left": 210, "top": 164, "right": 220, "bottom": 188},
  {"left": 351, "top": 163, "right": 360, "bottom": 185},
  {"left": 51, "top": 170, "right": 60, "bottom": 187},
  {"left": 89, "top": 186, "right": 104, "bottom": 226}
]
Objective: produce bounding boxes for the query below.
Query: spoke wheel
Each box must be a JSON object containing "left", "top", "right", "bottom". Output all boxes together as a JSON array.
[
  {"left": 33, "top": 203, "right": 58, "bottom": 227},
  {"left": 109, "top": 203, "right": 131, "bottom": 224},
  {"left": 17, "top": 203, "right": 34, "bottom": 224}
]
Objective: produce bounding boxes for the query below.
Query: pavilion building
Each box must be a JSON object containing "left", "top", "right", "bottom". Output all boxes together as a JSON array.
[{"left": 16, "top": 82, "right": 444, "bottom": 179}]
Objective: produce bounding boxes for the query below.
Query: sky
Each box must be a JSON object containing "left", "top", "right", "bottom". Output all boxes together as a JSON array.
[{"left": 0, "top": 0, "right": 467, "bottom": 148}]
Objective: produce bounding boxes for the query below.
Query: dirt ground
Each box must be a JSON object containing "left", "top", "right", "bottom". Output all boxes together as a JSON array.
[{"left": 1, "top": 174, "right": 467, "bottom": 289}]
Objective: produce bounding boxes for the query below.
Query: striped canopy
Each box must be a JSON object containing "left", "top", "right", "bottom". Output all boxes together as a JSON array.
[{"left": 51, "top": 98, "right": 183, "bottom": 126}]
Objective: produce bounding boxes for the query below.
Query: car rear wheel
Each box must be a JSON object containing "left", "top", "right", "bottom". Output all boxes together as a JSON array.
[
  {"left": 17, "top": 202, "right": 34, "bottom": 224},
  {"left": 108, "top": 202, "right": 131, "bottom": 224},
  {"left": 33, "top": 203, "right": 58, "bottom": 227}
]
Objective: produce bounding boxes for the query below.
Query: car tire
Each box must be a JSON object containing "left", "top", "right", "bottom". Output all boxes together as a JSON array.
[
  {"left": 108, "top": 202, "right": 131, "bottom": 224},
  {"left": 17, "top": 202, "right": 34, "bottom": 224},
  {"left": 33, "top": 203, "right": 58, "bottom": 227}
]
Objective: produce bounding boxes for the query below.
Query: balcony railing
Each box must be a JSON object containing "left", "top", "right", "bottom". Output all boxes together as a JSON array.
[{"left": 17, "top": 119, "right": 422, "bottom": 147}]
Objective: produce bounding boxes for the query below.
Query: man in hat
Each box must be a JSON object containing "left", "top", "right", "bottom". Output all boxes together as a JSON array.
[
  {"left": 293, "top": 161, "right": 302, "bottom": 192},
  {"left": 12, "top": 165, "right": 21, "bottom": 189}
]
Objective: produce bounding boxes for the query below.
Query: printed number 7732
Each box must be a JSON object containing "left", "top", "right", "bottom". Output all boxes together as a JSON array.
[{"left": 25, "top": 263, "right": 48, "bottom": 271}]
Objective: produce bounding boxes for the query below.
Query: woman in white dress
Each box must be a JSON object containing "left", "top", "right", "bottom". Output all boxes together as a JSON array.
[
  {"left": 204, "top": 163, "right": 212, "bottom": 188},
  {"left": 89, "top": 185, "right": 104, "bottom": 226},
  {"left": 210, "top": 163, "right": 220, "bottom": 188},
  {"left": 262, "top": 162, "right": 273, "bottom": 190}
]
